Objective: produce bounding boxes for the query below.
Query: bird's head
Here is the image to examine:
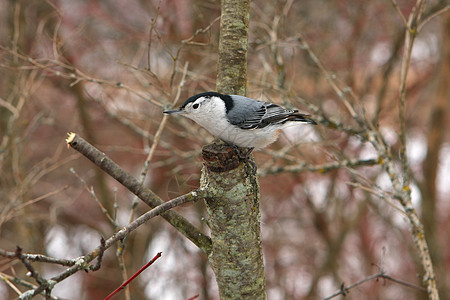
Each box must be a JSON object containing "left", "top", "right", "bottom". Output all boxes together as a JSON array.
[{"left": 163, "top": 92, "right": 233, "bottom": 123}]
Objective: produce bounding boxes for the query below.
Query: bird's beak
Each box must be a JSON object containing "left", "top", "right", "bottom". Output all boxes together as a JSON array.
[{"left": 163, "top": 107, "right": 185, "bottom": 115}]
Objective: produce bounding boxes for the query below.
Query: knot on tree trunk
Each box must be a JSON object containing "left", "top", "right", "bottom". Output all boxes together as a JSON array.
[{"left": 201, "top": 143, "right": 243, "bottom": 173}]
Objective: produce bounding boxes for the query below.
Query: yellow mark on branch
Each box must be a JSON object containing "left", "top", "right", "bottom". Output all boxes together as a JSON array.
[{"left": 377, "top": 157, "right": 384, "bottom": 165}]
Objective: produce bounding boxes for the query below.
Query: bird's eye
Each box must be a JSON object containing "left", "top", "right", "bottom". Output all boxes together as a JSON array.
[{"left": 193, "top": 103, "right": 199, "bottom": 109}]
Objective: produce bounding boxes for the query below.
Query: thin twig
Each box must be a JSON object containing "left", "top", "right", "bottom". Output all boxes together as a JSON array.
[
  {"left": 0, "top": 46, "right": 164, "bottom": 107},
  {"left": 1, "top": 190, "right": 205, "bottom": 299},
  {"left": 259, "top": 158, "right": 379, "bottom": 176},
  {"left": 124, "top": 62, "right": 190, "bottom": 247},
  {"left": 147, "top": 0, "right": 162, "bottom": 71},
  {"left": 390, "top": 0, "right": 410, "bottom": 30},
  {"left": 138, "top": 62, "right": 189, "bottom": 185},
  {"left": 0, "top": 273, "right": 23, "bottom": 297},
  {"left": 89, "top": 237, "right": 106, "bottom": 272},
  {"left": 15, "top": 247, "right": 46, "bottom": 286},
  {"left": 389, "top": 1, "right": 439, "bottom": 298},
  {"left": 346, "top": 181, "right": 405, "bottom": 215},
  {"left": 0, "top": 249, "right": 75, "bottom": 267},
  {"left": 70, "top": 168, "right": 117, "bottom": 226},
  {"left": 296, "top": 35, "right": 362, "bottom": 125},
  {"left": 181, "top": 16, "right": 220, "bottom": 46},
  {"left": 324, "top": 272, "right": 426, "bottom": 300},
  {"left": 0, "top": 186, "right": 69, "bottom": 229},
  {"left": 104, "top": 252, "right": 162, "bottom": 300},
  {"left": 417, "top": 4, "right": 450, "bottom": 32}
]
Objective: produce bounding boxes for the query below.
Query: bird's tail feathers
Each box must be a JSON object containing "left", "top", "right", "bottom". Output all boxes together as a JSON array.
[{"left": 286, "top": 113, "right": 317, "bottom": 125}]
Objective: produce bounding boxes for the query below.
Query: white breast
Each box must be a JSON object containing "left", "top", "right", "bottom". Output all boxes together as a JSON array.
[
  {"left": 184, "top": 97, "right": 282, "bottom": 149},
  {"left": 192, "top": 114, "right": 281, "bottom": 149}
]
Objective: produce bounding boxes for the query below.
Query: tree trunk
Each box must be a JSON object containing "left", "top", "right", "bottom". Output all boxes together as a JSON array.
[
  {"left": 216, "top": 0, "right": 250, "bottom": 96},
  {"left": 201, "top": 0, "right": 267, "bottom": 298},
  {"left": 201, "top": 145, "right": 266, "bottom": 299},
  {"left": 421, "top": 12, "right": 450, "bottom": 300}
]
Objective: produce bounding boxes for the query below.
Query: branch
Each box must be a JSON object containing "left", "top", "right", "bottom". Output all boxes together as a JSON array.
[
  {"left": 388, "top": 1, "right": 440, "bottom": 298},
  {"left": 366, "top": 129, "right": 440, "bottom": 299},
  {"left": 0, "top": 249, "right": 75, "bottom": 266},
  {"left": 1, "top": 190, "right": 204, "bottom": 299},
  {"left": 390, "top": 0, "right": 410, "bottom": 30},
  {"left": 324, "top": 271, "right": 426, "bottom": 300},
  {"left": 296, "top": 35, "right": 362, "bottom": 126},
  {"left": 418, "top": 4, "right": 450, "bottom": 32},
  {"left": 396, "top": 0, "right": 426, "bottom": 184},
  {"left": 65, "top": 132, "right": 212, "bottom": 254},
  {"left": 259, "top": 158, "right": 379, "bottom": 176},
  {"left": 0, "top": 45, "right": 164, "bottom": 107},
  {"left": 104, "top": 252, "right": 162, "bottom": 300},
  {"left": 126, "top": 62, "right": 190, "bottom": 224}
]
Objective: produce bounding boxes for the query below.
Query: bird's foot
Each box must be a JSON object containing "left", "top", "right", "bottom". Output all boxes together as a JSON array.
[{"left": 232, "top": 146, "right": 257, "bottom": 175}]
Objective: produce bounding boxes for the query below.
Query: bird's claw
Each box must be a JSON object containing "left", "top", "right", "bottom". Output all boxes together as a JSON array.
[{"left": 232, "top": 146, "right": 257, "bottom": 175}]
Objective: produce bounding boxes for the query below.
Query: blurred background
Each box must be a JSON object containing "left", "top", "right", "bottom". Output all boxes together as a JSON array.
[{"left": 0, "top": 0, "right": 448, "bottom": 299}]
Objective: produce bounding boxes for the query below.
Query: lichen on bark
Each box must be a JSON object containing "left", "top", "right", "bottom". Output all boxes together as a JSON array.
[
  {"left": 200, "top": 145, "right": 266, "bottom": 299},
  {"left": 216, "top": 0, "right": 250, "bottom": 95},
  {"left": 202, "top": 0, "right": 266, "bottom": 298}
]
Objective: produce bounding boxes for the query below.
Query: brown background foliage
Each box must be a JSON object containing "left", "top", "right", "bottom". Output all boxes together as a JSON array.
[{"left": 0, "top": 0, "right": 449, "bottom": 299}]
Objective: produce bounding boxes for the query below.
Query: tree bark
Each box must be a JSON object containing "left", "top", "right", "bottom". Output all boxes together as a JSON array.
[
  {"left": 201, "top": 0, "right": 267, "bottom": 298},
  {"left": 201, "top": 145, "right": 266, "bottom": 299},
  {"left": 216, "top": 0, "right": 250, "bottom": 95}
]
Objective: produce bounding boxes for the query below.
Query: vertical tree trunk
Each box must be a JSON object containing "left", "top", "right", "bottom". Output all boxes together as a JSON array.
[
  {"left": 201, "top": 0, "right": 267, "bottom": 298},
  {"left": 421, "top": 13, "right": 450, "bottom": 300},
  {"left": 216, "top": 0, "right": 250, "bottom": 96},
  {"left": 201, "top": 145, "right": 266, "bottom": 299}
]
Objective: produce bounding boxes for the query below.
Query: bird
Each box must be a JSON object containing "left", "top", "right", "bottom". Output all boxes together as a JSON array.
[{"left": 163, "top": 92, "right": 317, "bottom": 151}]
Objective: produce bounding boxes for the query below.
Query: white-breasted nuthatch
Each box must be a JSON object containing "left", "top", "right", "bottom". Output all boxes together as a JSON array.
[{"left": 164, "top": 92, "right": 317, "bottom": 150}]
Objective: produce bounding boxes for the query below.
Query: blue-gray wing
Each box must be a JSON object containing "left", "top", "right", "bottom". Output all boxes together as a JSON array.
[{"left": 226, "top": 95, "right": 315, "bottom": 130}]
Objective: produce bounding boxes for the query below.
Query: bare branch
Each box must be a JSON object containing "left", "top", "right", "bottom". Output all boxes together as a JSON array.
[
  {"left": 324, "top": 271, "right": 427, "bottom": 300},
  {"left": 296, "top": 35, "right": 362, "bottom": 125},
  {"left": 65, "top": 132, "right": 212, "bottom": 254},
  {"left": 104, "top": 252, "right": 162, "bottom": 300},
  {"left": 1, "top": 189, "right": 206, "bottom": 299},
  {"left": 390, "top": 0, "right": 410, "bottom": 30},
  {"left": 259, "top": 158, "right": 379, "bottom": 176}
]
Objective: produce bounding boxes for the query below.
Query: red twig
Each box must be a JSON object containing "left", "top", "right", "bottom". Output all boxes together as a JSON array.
[
  {"left": 104, "top": 252, "right": 162, "bottom": 300},
  {"left": 187, "top": 295, "right": 199, "bottom": 300}
]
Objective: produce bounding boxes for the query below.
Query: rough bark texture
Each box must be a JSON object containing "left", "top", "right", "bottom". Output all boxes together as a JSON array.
[
  {"left": 216, "top": 0, "right": 250, "bottom": 95},
  {"left": 202, "top": 0, "right": 266, "bottom": 298},
  {"left": 201, "top": 144, "right": 266, "bottom": 299},
  {"left": 66, "top": 133, "right": 212, "bottom": 255}
]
